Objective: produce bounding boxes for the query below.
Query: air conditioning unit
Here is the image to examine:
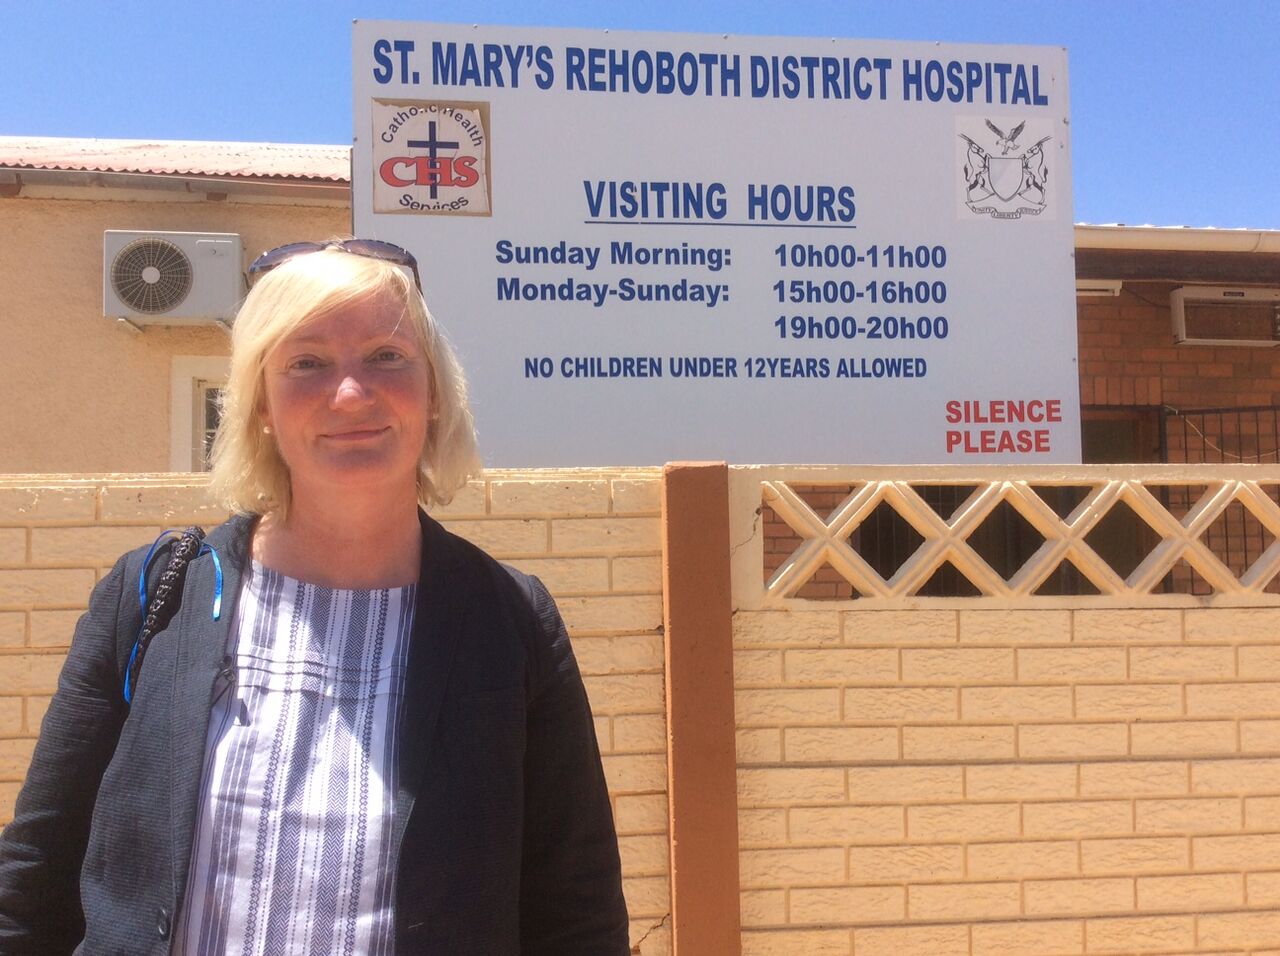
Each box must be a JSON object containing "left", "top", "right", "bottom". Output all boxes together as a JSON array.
[
  {"left": 1172, "top": 285, "right": 1280, "bottom": 348},
  {"left": 1075, "top": 279, "right": 1123, "bottom": 297},
  {"left": 104, "top": 231, "right": 243, "bottom": 326}
]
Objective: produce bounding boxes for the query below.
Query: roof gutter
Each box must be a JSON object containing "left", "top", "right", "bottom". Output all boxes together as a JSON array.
[
  {"left": 1075, "top": 224, "right": 1280, "bottom": 255},
  {"left": 0, "top": 166, "right": 350, "bottom": 202}
]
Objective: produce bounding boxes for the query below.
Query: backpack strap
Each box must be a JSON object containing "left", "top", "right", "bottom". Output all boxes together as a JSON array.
[{"left": 122, "top": 526, "right": 208, "bottom": 705}]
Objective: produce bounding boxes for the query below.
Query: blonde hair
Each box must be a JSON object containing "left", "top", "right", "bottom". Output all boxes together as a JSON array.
[{"left": 209, "top": 247, "right": 480, "bottom": 518}]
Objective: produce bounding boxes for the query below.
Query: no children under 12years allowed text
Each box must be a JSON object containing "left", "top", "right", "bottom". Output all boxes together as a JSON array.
[{"left": 523, "top": 355, "right": 928, "bottom": 379}]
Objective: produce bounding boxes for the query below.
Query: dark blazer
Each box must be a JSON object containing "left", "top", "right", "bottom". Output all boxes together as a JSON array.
[{"left": 0, "top": 511, "right": 629, "bottom": 954}]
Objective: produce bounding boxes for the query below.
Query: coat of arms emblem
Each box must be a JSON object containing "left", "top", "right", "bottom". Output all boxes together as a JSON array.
[{"left": 959, "top": 119, "right": 1051, "bottom": 220}]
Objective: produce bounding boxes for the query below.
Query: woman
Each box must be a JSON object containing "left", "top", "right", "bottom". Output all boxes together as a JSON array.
[{"left": 0, "top": 240, "right": 629, "bottom": 954}]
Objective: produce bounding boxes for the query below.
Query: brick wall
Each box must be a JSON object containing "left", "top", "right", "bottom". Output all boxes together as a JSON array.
[
  {"left": 763, "top": 486, "right": 855, "bottom": 600},
  {"left": 1079, "top": 287, "right": 1280, "bottom": 413},
  {"left": 734, "top": 605, "right": 1280, "bottom": 955},
  {"left": 0, "top": 473, "right": 670, "bottom": 954}
]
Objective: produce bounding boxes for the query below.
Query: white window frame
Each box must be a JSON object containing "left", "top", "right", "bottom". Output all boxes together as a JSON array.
[{"left": 170, "top": 355, "right": 231, "bottom": 472}]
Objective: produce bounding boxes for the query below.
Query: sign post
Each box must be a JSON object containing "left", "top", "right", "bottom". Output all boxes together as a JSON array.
[{"left": 353, "top": 22, "right": 1078, "bottom": 465}]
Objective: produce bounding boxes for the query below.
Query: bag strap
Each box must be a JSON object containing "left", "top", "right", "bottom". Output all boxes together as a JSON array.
[{"left": 123, "top": 526, "right": 207, "bottom": 704}]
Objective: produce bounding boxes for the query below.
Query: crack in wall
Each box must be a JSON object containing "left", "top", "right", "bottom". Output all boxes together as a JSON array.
[{"left": 630, "top": 912, "right": 670, "bottom": 954}]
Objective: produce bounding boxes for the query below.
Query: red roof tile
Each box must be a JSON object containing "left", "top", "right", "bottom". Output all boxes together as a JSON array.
[{"left": 0, "top": 136, "right": 350, "bottom": 182}]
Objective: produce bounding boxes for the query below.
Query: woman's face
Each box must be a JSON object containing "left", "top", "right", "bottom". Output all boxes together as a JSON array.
[{"left": 260, "top": 290, "right": 432, "bottom": 504}]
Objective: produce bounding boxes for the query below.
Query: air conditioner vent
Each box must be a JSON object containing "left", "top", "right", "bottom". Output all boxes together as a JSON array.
[
  {"left": 1172, "top": 286, "right": 1280, "bottom": 348},
  {"left": 110, "top": 237, "right": 194, "bottom": 314}
]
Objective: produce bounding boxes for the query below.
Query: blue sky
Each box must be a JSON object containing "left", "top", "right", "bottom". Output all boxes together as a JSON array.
[{"left": 7, "top": 0, "right": 1277, "bottom": 229}]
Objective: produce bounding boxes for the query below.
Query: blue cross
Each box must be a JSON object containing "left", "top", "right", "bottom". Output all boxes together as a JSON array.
[{"left": 408, "top": 121, "right": 460, "bottom": 199}]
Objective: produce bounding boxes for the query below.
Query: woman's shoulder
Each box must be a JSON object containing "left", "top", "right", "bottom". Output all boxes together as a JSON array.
[
  {"left": 423, "top": 510, "right": 536, "bottom": 585},
  {"left": 423, "top": 512, "right": 559, "bottom": 629},
  {"left": 112, "top": 514, "right": 253, "bottom": 575}
]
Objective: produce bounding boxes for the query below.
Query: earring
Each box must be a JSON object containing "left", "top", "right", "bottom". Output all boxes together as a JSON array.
[{"left": 262, "top": 425, "right": 273, "bottom": 435}]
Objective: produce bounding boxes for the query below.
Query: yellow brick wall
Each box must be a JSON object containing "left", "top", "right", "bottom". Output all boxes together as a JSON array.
[
  {"left": 0, "top": 472, "right": 670, "bottom": 955},
  {"left": 735, "top": 605, "right": 1280, "bottom": 956}
]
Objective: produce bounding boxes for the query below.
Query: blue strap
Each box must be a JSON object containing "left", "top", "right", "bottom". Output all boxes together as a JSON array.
[
  {"left": 122, "top": 634, "right": 143, "bottom": 704},
  {"left": 124, "top": 529, "right": 222, "bottom": 703},
  {"left": 202, "top": 543, "right": 224, "bottom": 621},
  {"left": 126, "top": 530, "right": 180, "bottom": 703},
  {"left": 135, "top": 530, "right": 181, "bottom": 615}
]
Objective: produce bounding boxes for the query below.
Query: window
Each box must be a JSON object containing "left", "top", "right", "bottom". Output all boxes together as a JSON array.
[
  {"left": 196, "top": 380, "right": 224, "bottom": 470},
  {"left": 170, "top": 356, "right": 230, "bottom": 472}
]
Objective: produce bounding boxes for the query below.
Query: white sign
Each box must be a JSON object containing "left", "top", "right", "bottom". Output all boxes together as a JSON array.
[{"left": 353, "top": 22, "right": 1079, "bottom": 465}]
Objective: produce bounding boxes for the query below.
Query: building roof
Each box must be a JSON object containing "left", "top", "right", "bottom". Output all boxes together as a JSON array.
[{"left": 0, "top": 136, "right": 350, "bottom": 183}]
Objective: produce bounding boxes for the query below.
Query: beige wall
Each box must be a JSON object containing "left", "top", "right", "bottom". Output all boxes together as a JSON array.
[
  {"left": 734, "top": 604, "right": 1280, "bottom": 956},
  {"left": 13, "top": 465, "right": 1280, "bottom": 955},
  {"left": 728, "top": 466, "right": 1280, "bottom": 955},
  {"left": 0, "top": 471, "right": 671, "bottom": 954},
  {"left": 0, "top": 190, "right": 346, "bottom": 473}
]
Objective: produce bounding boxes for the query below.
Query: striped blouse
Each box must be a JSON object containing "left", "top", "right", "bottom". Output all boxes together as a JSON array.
[{"left": 173, "top": 561, "right": 415, "bottom": 955}]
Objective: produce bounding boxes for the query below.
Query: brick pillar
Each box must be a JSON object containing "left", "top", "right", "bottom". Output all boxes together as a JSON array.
[{"left": 661, "top": 462, "right": 741, "bottom": 955}]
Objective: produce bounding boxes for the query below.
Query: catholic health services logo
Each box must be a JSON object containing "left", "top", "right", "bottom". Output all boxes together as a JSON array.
[
  {"left": 372, "top": 99, "right": 491, "bottom": 216},
  {"left": 956, "top": 117, "right": 1052, "bottom": 220}
]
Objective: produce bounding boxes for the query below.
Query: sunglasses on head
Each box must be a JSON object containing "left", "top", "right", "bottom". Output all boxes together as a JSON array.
[{"left": 248, "top": 239, "right": 422, "bottom": 291}]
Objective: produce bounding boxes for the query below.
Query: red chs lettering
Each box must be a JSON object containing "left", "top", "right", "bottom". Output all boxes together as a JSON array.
[{"left": 378, "top": 155, "right": 479, "bottom": 188}]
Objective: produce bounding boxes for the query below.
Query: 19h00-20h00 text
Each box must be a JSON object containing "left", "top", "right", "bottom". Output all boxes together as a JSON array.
[{"left": 776, "top": 313, "right": 949, "bottom": 341}]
